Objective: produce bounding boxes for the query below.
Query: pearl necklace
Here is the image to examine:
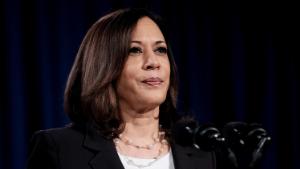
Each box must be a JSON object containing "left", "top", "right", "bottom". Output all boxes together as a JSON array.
[
  {"left": 113, "top": 131, "right": 168, "bottom": 169},
  {"left": 117, "top": 145, "right": 164, "bottom": 169},
  {"left": 116, "top": 132, "right": 164, "bottom": 150}
]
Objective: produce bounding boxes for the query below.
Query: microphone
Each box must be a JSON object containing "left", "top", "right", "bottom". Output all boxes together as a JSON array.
[
  {"left": 245, "top": 123, "right": 271, "bottom": 168},
  {"left": 172, "top": 119, "right": 271, "bottom": 169},
  {"left": 171, "top": 117, "right": 225, "bottom": 151},
  {"left": 222, "top": 121, "right": 248, "bottom": 150},
  {"left": 192, "top": 123, "right": 239, "bottom": 168},
  {"left": 221, "top": 121, "right": 249, "bottom": 168},
  {"left": 192, "top": 124, "right": 226, "bottom": 151},
  {"left": 171, "top": 117, "right": 197, "bottom": 147}
]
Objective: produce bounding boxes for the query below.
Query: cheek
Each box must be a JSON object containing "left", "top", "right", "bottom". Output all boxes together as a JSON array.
[
  {"left": 120, "top": 68, "right": 137, "bottom": 86},
  {"left": 116, "top": 66, "right": 137, "bottom": 96},
  {"left": 122, "top": 58, "right": 141, "bottom": 77},
  {"left": 164, "top": 60, "right": 171, "bottom": 80}
]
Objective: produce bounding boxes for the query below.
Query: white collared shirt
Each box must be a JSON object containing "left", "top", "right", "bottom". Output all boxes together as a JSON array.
[{"left": 117, "top": 150, "right": 175, "bottom": 169}]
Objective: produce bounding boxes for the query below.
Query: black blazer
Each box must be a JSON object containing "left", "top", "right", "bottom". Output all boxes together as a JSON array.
[{"left": 27, "top": 122, "right": 216, "bottom": 169}]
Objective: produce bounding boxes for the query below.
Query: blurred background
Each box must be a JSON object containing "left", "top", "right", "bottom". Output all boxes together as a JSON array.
[{"left": 1, "top": 0, "right": 299, "bottom": 169}]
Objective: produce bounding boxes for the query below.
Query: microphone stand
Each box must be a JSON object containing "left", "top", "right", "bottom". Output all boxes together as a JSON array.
[
  {"left": 221, "top": 122, "right": 272, "bottom": 169},
  {"left": 222, "top": 122, "right": 248, "bottom": 169},
  {"left": 191, "top": 124, "right": 239, "bottom": 169}
]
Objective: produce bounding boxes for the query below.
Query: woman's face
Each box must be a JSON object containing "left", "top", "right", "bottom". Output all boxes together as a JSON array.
[{"left": 116, "top": 17, "right": 170, "bottom": 112}]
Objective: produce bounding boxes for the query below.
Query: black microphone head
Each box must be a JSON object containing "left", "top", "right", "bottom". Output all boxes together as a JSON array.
[
  {"left": 194, "top": 123, "right": 225, "bottom": 151},
  {"left": 245, "top": 123, "right": 271, "bottom": 150},
  {"left": 222, "top": 121, "right": 248, "bottom": 150},
  {"left": 171, "top": 116, "right": 198, "bottom": 147},
  {"left": 245, "top": 123, "right": 272, "bottom": 168}
]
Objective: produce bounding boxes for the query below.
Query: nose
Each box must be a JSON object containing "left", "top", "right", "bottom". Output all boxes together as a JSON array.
[{"left": 142, "top": 50, "right": 160, "bottom": 70}]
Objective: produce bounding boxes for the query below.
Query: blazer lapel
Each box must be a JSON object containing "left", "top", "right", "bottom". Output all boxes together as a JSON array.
[
  {"left": 81, "top": 122, "right": 213, "bottom": 169},
  {"left": 89, "top": 144, "right": 124, "bottom": 169},
  {"left": 82, "top": 122, "right": 124, "bottom": 169}
]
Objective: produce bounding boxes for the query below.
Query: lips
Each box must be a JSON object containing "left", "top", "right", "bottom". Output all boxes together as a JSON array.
[{"left": 142, "top": 77, "right": 163, "bottom": 86}]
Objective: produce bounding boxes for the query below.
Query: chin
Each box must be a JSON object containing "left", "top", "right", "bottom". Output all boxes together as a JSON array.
[{"left": 142, "top": 95, "right": 166, "bottom": 106}]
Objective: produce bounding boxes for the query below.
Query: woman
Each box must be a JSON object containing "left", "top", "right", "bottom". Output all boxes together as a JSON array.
[{"left": 27, "top": 8, "right": 216, "bottom": 169}]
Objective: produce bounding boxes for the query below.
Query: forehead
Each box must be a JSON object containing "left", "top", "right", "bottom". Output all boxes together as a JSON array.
[{"left": 131, "top": 17, "right": 165, "bottom": 41}]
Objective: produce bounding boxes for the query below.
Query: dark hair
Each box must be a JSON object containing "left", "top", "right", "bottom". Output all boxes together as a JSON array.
[{"left": 64, "top": 8, "right": 178, "bottom": 139}]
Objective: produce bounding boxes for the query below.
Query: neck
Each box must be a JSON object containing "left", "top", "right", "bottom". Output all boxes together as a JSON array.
[
  {"left": 119, "top": 102, "right": 160, "bottom": 140},
  {"left": 123, "top": 117, "right": 159, "bottom": 139}
]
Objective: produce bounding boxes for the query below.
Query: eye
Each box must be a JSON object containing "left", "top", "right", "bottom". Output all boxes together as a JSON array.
[
  {"left": 129, "top": 47, "right": 142, "bottom": 55},
  {"left": 155, "top": 47, "right": 168, "bottom": 55}
]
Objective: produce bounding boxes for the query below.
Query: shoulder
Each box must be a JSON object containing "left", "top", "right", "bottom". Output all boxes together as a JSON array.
[
  {"left": 27, "top": 123, "right": 96, "bottom": 169},
  {"left": 29, "top": 123, "right": 89, "bottom": 158},
  {"left": 31, "top": 123, "right": 85, "bottom": 144},
  {"left": 27, "top": 125, "right": 75, "bottom": 169}
]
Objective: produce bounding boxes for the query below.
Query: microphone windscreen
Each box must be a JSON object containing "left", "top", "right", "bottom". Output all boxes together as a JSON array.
[
  {"left": 222, "top": 121, "right": 248, "bottom": 150},
  {"left": 171, "top": 116, "right": 198, "bottom": 146}
]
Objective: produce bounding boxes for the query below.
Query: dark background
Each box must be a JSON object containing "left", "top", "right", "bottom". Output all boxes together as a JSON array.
[{"left": 1, "top": 0, "right": 299, "bottom": 169}]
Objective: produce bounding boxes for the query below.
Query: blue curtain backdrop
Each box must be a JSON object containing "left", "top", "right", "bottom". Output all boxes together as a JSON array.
[{"left": 1, "top": 0, "right": 299, "bottom": 169}]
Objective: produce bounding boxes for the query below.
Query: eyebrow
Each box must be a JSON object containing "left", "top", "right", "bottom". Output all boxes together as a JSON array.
[{"left": 131, "top": 40, "right": 166, "bottom": 45}]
